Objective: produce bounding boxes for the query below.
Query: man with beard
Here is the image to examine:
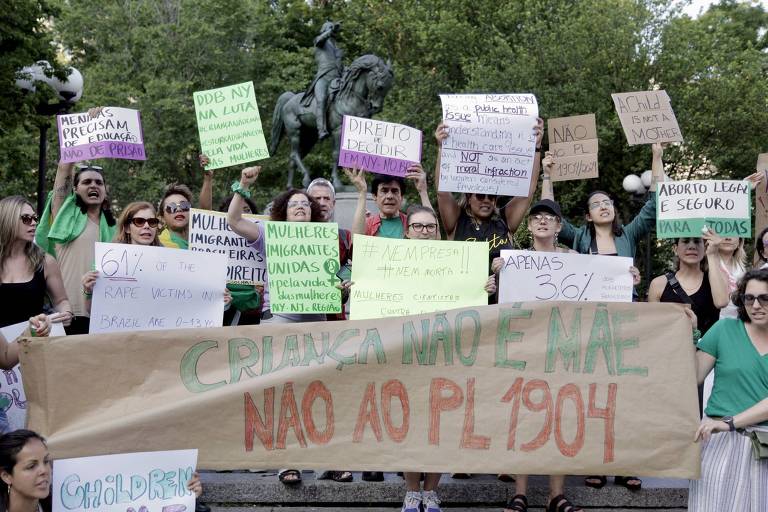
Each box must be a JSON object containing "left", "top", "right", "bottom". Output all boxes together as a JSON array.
[{"left": 36, "top": 160, "right": 116, "bottom": 335}]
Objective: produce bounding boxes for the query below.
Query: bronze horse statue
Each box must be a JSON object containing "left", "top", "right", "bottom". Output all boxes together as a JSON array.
[{"left": 270, "top": 54, "right": 395, "bottom": 188}]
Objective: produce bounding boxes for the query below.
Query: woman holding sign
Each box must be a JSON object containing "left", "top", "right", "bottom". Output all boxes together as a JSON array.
[
  {"left": 541, "top": 144, "right": 665, "bottom": 260},
  {"left": 433, "top": 120, "right": 544, "bottom": 285},
  {"left": 689, "top": 269, "right": 768, "bottom": 511}
]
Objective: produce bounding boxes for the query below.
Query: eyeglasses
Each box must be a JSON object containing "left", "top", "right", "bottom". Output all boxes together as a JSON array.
[
  {"left": 164, "top": 201, "right": 191, "bottom": 214},
  {"left": 287, "top": 200, "right": 311, "bottom": 208},
  {"left": 742, "top": 294, "right": 768, "bottom": 307},
  {"left": 678, "top": 238, "right": 703, "bottom": 245},
  {"left": 531, "top": 213, "right": 558, "bottom": 223},
  {"left": 588, "top": 199, "right": 614, "bottom": 210},
  {"left": 20, "top": 214, "right": 39, "bottom": 225},
  {"left": 129, "top": 217, "right": 160, "bottom": 228},
  {"left": 473, "top": 194, "right": 496, "bottom": 201},
  {"left": 408, "top": 222, "right": 438, "bottom": 233}
]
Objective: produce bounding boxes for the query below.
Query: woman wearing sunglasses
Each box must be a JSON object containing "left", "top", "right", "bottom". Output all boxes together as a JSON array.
[
  {"left": 158, "top": 184, "right": 195, "bottom": 249},
  {"left": 0, "top": 195, "right": 72, "bottom": 331},
  {"left": 433, "top": 120, "right": 544, "bottom": 290},
  {"left": 688, "top": 269, "right": 768, "bottom": 511}
]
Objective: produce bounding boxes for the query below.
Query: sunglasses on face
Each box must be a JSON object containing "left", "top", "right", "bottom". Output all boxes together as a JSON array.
[
  {"left": 588, "top": 199, "right": 614, "bottom": 210},
  {"left": 287, "top": 200, "right": 311, "bottom": 208},
  {"left": 531, "top": 213, "right": 558, "bottom": 223},
  {"left": 75, "top": 164, "right": 104, "bottom": 172},
  {"left": 473, "top": 194, "right": 496, "bottom": 201},
  {"left": 164, "top": 201, "right": 191, "bottom": 214},
  {"left": 742, "top": 293, "right": 768, "bottom": 307},
  {"left": 20, "top": 214, "right": 39, "bottom": 225},
  {"left": 408, "top": 222, "right": 438, "bottom": 233},
  {"left": 128, "top": 217, "right": 160, "bottom": 228}
]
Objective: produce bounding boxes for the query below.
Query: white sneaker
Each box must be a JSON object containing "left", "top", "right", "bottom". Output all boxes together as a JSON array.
[
  {"left": 401, "top": 491, "right": 422, "bottom": 512},
  {"left": 422, "top": 490, "right": 442, "bottom": 512}
]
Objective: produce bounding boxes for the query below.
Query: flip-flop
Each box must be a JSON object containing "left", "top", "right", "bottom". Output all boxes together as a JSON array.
[
  {"left": 278, "top": 469, "right": 302, "bottom": 485},
  {"left": 584, "top": 475, "right": 607, "bottom": 489},
  {"left": 547, "top": 494, "right": 583, "bottom": 512},
  {"left": 614, "top": 476, "right": 642, "bottom": 491},
  {"left": 503, "top": 494, "right": 527, "bottom": 512}
]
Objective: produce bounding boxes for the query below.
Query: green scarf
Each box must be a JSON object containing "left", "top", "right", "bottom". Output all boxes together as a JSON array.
[
  {"left": 227, "top": 283, "right": 261, "bottom": 312},
  {"left": 35, "top": 192, "right": 116, "bottom": 257}
]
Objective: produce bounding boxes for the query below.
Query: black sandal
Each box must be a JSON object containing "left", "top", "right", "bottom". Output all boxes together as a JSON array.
[
  {"left": 278, "top": 469, "right": 301, "bottom": 485},
  {"left": 503, "top": 494, "right": 527, "bottom": 512},
  {"left": 547, "top": 494, "right": 582, "bottom": 512},
  {"left": 614, "top": 475, "right": 642, "bottom": 491},
  {"left": 584, "top": 475, "right": 607, "bottom": 488}
]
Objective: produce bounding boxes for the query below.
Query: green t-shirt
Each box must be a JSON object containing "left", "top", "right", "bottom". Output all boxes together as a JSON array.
[
  {"left": 697, "top": 318, "right": 768, "bottom": 424},
  {"left": 378, "top": 216, "right": 404, "bottom": 239}
]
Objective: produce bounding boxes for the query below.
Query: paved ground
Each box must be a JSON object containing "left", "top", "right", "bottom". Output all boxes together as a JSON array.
[{"left": 199, "top": 471, "right": 689, "bottom": 510}]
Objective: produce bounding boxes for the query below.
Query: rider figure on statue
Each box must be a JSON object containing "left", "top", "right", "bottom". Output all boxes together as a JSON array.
[{"left": 303, "top": 20, "right": 343, "bottom": 140}]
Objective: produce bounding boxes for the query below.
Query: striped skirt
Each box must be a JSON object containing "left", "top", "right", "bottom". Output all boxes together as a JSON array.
[{"left": 688, "top": 426, "right": 768, "bottom": 512}]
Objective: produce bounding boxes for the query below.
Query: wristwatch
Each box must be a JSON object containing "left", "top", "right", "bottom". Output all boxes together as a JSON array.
[{"left": 722, "top": 416, "right": 736, "bottom": 431}]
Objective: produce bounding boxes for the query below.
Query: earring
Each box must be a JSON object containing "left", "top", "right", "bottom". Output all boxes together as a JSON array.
[{"left": 554, "top": 231, "right": 559, "bottom": 247}]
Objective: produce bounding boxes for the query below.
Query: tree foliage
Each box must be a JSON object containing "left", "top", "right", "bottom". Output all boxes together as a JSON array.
[{"left": 1, "top": 0, "right": 766, "bottom": 285}]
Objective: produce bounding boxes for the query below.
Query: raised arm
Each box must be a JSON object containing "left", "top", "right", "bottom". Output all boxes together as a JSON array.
[
  {"left": 344, "top": 166, "right": 368, "bottom": 236},
  {"left": 501, "top": 117, "right": 544, "bottom": 234},
  {"left": 227, "top": 167, "right": 262, "bottom": 242},
  {"left": 703, "top": 229, "right": 732, "bottom": 308},
  {"left": 541, "top": 151, "right": 555, "bottom": 201},
  {"left": 434, "top": 123, "right": 461, "bottom": 238},
  {"left": 50, "top": 161, "right": 75, "bottom": 220},
  {"left": 649, "top": 142, "right": 665, "bottom": 192},
  {"left": 198, "top": 154, "right": 213, "bottom": 210}
]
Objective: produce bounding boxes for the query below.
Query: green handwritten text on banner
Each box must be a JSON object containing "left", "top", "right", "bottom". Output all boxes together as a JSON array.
[
  {"left": 22, "top": 302, "right": 701, "bottom": 477},
  {"left": 350, "top": 234, "right": 489, "bottom": 319},
  {"left": 264, "top": 221, "right": 341, "bottom": 314},
  {"left": 193, "top": 81, "right": 269, "bottom": 170},
  {"left": 657, "top": 180, "right": 751, "bottom": 238}
]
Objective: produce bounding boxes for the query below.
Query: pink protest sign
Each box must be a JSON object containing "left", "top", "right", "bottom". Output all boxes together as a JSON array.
[
  {"left": 57, "top": 107, "right": 146, "bottom": 162},
  {"left": 338, "top": 115, "right": 422, "bottom": 176}
]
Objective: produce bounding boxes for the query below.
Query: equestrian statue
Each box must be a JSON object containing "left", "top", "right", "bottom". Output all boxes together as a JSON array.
[{"left": 270, "top": 21, "right": 395, "bottom": 188}]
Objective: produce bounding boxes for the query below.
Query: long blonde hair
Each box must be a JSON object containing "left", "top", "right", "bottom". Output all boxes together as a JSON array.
[{"left": 0, "top": 196, "right": 45, "bottom": 282}]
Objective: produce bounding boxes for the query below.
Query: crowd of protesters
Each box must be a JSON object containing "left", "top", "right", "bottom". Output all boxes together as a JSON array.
[{"left": 0, "top": 106, "right": 765, "bottom": 512}]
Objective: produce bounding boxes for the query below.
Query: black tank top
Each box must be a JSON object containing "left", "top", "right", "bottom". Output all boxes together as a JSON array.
[
  {"left": 453, "top": 210, "right": 512, "bottom": 260},
  {"left": 660, "top": 272, "right": 720, "bottom": 335},
  {"left": 0, "top": 267, "right": 47, "bottom": 328}
]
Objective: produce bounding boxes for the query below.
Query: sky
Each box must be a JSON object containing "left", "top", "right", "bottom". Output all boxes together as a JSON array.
[{"left": 681, "top": 0, "right": 768, "bottom": 17}]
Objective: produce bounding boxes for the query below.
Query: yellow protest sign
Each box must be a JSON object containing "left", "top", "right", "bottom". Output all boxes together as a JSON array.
[{"left": 349, "top": 235, "right": 489, "bottom": 319}]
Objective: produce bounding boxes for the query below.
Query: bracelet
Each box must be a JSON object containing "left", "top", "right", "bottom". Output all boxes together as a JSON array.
[
  {"left": 542, "top": 176, "right": 551, "bottom": 181},
  {"left": 82, "top": 289, "right": 92, "bottom": 297},
  {"left": 231, "top": 181, "right": 252, "bottom": 199}
]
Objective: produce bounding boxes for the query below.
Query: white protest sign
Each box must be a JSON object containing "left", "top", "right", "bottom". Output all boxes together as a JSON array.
[
  {"left": 657, "top": 180, "right": 751, "bottom": 238},
  {"left": 52, "top": 449, "right": 197, "bottom": 512},
  {"left": 439, "top": 93, "right": 538, "bottom": 196},
  {"left": 498, "top": 250, "right": 634, "bottom": 303},
  {"left": 0, "top": 321, "right": 65, "bottom": 431},
  {"left": 611, "top": 90, "right": 683, "bottom": 145},
  {"left": 57, "top": 107, "right": 145, "bottom": 162},
  {"left": 188, "top": 209, "right": 267, "bottom": 284},
  {"left": 89, "top": 243, "right": 227, "bottom": 334},
  {"left": 338, "top": 115, "right": 422, "bottom": 176}
]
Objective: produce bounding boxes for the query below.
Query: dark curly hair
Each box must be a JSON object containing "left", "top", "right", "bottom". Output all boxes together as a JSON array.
[
  {"left": 270, "top": 189, "right": 322, "bottom": 222},
  {"left": 732, "top": 268, "right": 768, "bottom": 322},
  {"left": 371, "top": 173, "right": 405, "bottom": 196},
  {"left": 219, "top": 194, "right": 259, "bottom": 215},
  {"left": 755, "top": 226, "right": 768, "bottom": 263}
]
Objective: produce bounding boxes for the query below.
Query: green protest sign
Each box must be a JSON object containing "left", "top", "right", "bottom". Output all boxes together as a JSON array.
[
  {"left": 264, "top": 221, "right": 341, "bottom": 314},
  {"left": 193, "top": 81, "right": 269, "bottom": 170},
  {"left": 350, "top": 235, "right": 489, "bottom": 320},
  {"left": 657, "top": 180, "right": 751, "bottom": 238}
]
